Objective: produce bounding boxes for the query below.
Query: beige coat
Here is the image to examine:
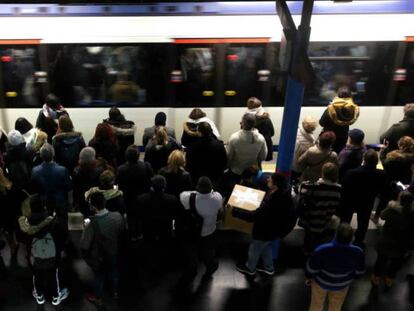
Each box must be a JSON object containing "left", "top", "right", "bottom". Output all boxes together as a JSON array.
[{"left": 297, "top": 145, "right": 338, "bottom": 182}]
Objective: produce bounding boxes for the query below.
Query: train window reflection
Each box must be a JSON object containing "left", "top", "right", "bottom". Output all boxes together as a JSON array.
[
  {"left": 224, "top": 45, "right": 265, "bottom": 107},
  {"left": 48, "top": 45, "right": 168, "bottom": 107},
  {"left": 396, "top": 43, "right": 414, "bottom": 105},
  {"left": 1, "top": 47, "right": 42, "bottom": 107},
  {"left": 175, "top": 46, "right": 215, "bottom": 107}
]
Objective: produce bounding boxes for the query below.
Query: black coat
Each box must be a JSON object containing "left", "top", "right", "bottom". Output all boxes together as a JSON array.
[
  {"left": 104, "top": 118, "right": 135, "bottom": 165},
  {"left": 186, "top": 136, "right": 227, "bottom": 184},
  {"left": 4, "top": 143, "right": 32, "bottom": 190},
  {"left": 255, "top": 116, "right": 275, "bottom": 161},
  {"left": 72, "top": 165, "right": 103, "bottom": 215},
  {"left": 52, "top": 132, "right": 86, "bottom": 174},
  {"left": 158, "top": 167, "right": 192, "bottom": 198},
  {"left": 380, "top": 117, "right": 414, "bottom": 160},
  {"left": 88, "top": 137, "right": 118, "bottom": 167},
  {"left": 144, "top": 143, "right": 178, "bottom": 173},
  {"left": 319, "top": 109, "right": 349, "bottom": 154}
]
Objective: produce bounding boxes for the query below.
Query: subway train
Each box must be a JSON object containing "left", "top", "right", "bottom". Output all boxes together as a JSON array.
[{"left": 0, "top": 1, "right": 414, "bottom": 146}]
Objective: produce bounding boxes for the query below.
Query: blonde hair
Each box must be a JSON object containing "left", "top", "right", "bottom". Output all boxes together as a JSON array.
[
  {"left": 167, "top": 150, "right": 186, "bottom": 173},
  {"left": 302, "top": 116, "right": 317, "bottom": 133},
  {"left": 154, "top": 126, "right": 168, "bottom": 146}
]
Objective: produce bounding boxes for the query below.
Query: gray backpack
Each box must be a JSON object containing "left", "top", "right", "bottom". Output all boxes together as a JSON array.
[{"left": 31, "top": 232, "right": 56, "bottom": 269}]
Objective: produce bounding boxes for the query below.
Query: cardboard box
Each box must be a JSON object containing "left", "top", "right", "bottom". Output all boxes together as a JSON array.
[{"left": 222, "top": 185, "right": 266, "bottom": 234}]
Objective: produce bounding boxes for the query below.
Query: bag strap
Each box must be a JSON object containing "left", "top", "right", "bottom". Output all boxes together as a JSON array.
[
  {"left": 189, "top": 193, "right": 200, "bottom": 217},
  {"left": 309, "top": 151, "right": 332, "bottom": 167}
]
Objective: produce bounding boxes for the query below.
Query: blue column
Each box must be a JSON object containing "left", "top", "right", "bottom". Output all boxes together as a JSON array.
[{"left": 276, "top": 76, "right": 305, "bottom": 175}]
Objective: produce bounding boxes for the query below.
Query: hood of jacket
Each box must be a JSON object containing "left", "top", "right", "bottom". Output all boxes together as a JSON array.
[
  {"left": 104, "top": 119, "right": 136, "bottom": 136},
  {"left": 327, "top": 97, "right": 360, "bottom": 126},
  {"left": 53, "top": 131, "right": 83, "bottom": 145},
  {"left": 86, "top": 186, "right": 123, "bottom": 201}
]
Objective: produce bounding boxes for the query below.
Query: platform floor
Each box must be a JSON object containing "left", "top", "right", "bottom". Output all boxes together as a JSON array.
[{"left": 0, "top": 225, "right": 413, "bottom": 311}]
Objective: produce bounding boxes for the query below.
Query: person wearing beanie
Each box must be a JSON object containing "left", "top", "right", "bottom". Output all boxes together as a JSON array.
[
  {"left": 15, "top": 117, "right": 48, "bottom": 154},
  {"left": 179, "top": 176, "right": 223, "bottom": 284},
  {"left": 36, "top": 94, "right": 68, "bottom": 143},
  {"left": 103, "top": 106, "right": 136, "bottom": 165},
  {"left": 31, "top": 143, "right": 72, "bottom": 217},
  {"left": 52, "top": 115, "right": 86, "bottom": 174},
  {"left": 85, "top": 170, "right": 126, "bottom": 215},
  {"left": 72, "top": 147, "right": 104, "bottom": 216},
  {"left": 138, "top": 175, "right": 179, "bottom": 244},
  {"left": 245, "top": 97, "right": 275, "bottom": 161},
  {"left": 236, "top": 173, "right": 296, "bottom": 277},
  {"left": 143, "top": 112, "right": 176, "bottom": 148},
  {"left": 338, "top": 128, "right": 366, "bottom": 182},
  {"left": 116, "top": 145, "right": 154, "bottom": 241},
  {"left": 298, "top": 131, "right": 339, "bottom": 182},
  {"left": 319, "top": 86, "right": 360, "bottom": 154}
]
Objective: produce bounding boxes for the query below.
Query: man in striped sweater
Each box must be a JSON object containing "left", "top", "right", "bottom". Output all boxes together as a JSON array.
[
  {"left": 299, "top": 162, "right": 341, "bottom": 253},
  {"left": 305, "top": 223, "right": 365, "bottom": 311}
]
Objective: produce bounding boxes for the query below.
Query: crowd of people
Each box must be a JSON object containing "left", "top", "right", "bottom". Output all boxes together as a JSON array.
[{"left": 0, "top": 88, "right": 413, "bottom": 310}]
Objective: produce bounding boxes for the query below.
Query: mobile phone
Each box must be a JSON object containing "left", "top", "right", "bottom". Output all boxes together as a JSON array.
[{"left": 84, "top": 218, "right": 91, "bottom": 225}]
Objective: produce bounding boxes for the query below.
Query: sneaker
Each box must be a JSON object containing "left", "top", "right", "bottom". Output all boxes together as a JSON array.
[
  {"left": 86, "top": 293, "right": 104, "bottom": 306},
  {"left": 236, "top": 264, "right": 256, "bottom": 276},
  {"left": 52, "top": 288, "right": 69, "bottom": 306},
  {"left": 371, "top": 274, "right": 381, "bottom": 286},
  {"left": 32, "top": 291, "right": 45, "bottom": 305},
  {"left": 256, "top": 267, "right": 275, "bottom": 276}
]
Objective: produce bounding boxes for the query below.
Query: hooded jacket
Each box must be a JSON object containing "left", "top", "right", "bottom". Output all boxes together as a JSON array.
[
  {"left": 292, "top": 125, "right": 316, "bottom": 173},
  {"left": 104, "top": 117, "right": 136, "bottom": 165},
  {"left": 319, "top": 97, "right": 360, "bottom": 153},
  {"left": 85, "top": 187, "right": 126, "bottom": 215},
  {"left": 181, "top": 117, "right": 220, "bottom": 148},
  {"left": 52, "top": 131, "right": 86, "bottom": 173}
]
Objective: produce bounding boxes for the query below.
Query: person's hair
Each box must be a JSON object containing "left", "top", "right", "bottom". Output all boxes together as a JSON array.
[
  {"left": 125, "top": 145, "right": 139, "bottom": 163},
  {"left": 90, "top": 191, "right": 106, "bottom": 211},
  {"left": 321, "top": 162, "right": 338, "bottom": 183},
  {"left": 318, "top": 131, "right": 336, "bottom": 149},
  {"left": 94, "top": 123, "right": 117, "bottom": 145},
  {"left": 198, "top": 122, "right": 213, "bottom": 137},
  {"left": 363, "top": 149, "right": 379, "bottom": 167},
  {"left": 58, "top": 115, "right": 74, "bottom": 133},
  {"left": 337, "top": 86, "right": 352, "bottom": 98},
  {"left": 196, "top": 176, "right": 213, "bottom": 194},
  {"left": 99, "top": 170, "right": 115, "bottom": 189},
  {"left": 403, "top": 103, "right": 414, "bottom": 119},
  {"left": 399, "top": 190, "right": 414, "bottom": 213},
  {"left": 302, "top": 116, "right": 317, "bottom": 133},
  {"left": 15, "top": 117, "right": 33, "bottom": 135},
  {"left": 151, "top": 175, "right": 166, "bottom": 192},
  {"left": 335, "top": 223, "right": 354, "bottom": 244},
  {"left": 241, "top": 165, "right": 259, "bottom": 180},
  {"left": 167, "top": 150, "right": 186, "bottom": 173},
  {"left": 155, "top": 112, "right": 167, "bottom": 126},
  {"left": 154, "top": 126, "right": 168, "bottom": 146},
  {"left": 40, "top": 143, "right": 55, "bottom": 162},
  {"left": 241, "top": 113, "right": 256, "bottom": 131},
  {"left": 45, "top": 94, "right": 60, "bottom": 109},
  {"left": 247, "top": 97, "right": 262, "bottom": 110},
  {"left": 270, "top": 172, "right": 288, "bottom": 192},
  {"left": 109, "top": 106, "right": 125, "bottom": 122},
  {"left": 398, "top": 136, "right": 414, "bottom": 153},
  {"left": 189, "top": 108, "right": 206, "bottom": 120}
]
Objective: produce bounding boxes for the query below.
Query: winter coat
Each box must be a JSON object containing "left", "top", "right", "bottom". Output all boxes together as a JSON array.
[
  {"left": 143, "top": 126, "right": 176, "bottom": 148},
  {"left": 255, "top": 114, "right": 275, "bottom": 161},
  {"left": 227, "top": 129, "right": 267, "bottom": 176},
  {"left": 380, "top": 117, "right": 414, "bottom": 160},
  {"left": 319, "top": 97, "right": 359, "bottom": 153},
  {"left": 88, "top": 137, "right": 118, "bottom": 168},
  {"left": 158, "top": 167, "right": 193, "bottom": 198},
  {"left": 4, "top": 143, "right": 32, "bottom": 190},
  {"left": 383, "top": 150, "right": 414, "bottom": 185},
  {"left": 186, "top": 136, "right": 227, "bottom": 184},
  {"left": 52, "top": 132, "right": 86, "bottom": 174},
  {"left": 377, "top": 202, "right": 414, "bottom": 258},
  {"left": 104, "top": 118, "right": 136, "bottom": 165},
  {"left": 292, "top": 125, "right": 316, "bottom": 173},
  {"left": 338, "top": 145, "right": 366, "bottom": 182},
  {"left": 36, "top": 109, "right": 68, "bottom": 143},
  {"left": 181, "top": 117, "right": 220, "bottom": 149},
  {"left": 297, "top": 145, "right": 338, "bottom": 182},
  {"left": 144, "top": 142, "right": 179, "bottom": 173},
  {"left": 85, "top": 187, "right": 126, "bottom": 215}
]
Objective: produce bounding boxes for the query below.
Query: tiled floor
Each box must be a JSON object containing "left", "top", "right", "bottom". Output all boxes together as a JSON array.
[{"left": 0, "top": 226, "right": 413, "bottom": 311}]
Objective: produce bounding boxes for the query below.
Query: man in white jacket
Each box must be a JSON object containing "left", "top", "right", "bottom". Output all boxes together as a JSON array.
[{"left": 227, "top": 113, "right": 267, "bottom": 176}]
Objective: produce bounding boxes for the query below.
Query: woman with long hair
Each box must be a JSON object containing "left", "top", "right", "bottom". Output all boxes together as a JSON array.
[{"left": 89, "top": 122, "right": 119, "bottom": 168}]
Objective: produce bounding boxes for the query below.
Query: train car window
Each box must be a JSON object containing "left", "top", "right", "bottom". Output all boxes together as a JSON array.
[
  {"left": 1, "top": 47, "right": 43, "bottom": 107},
  {"left": 223, "top": 45, "right": 266, "bottom": 107},
  {"left": 395, "top": 43, "right": 414, "bottom": 105},
  {"left": 305, "top": 42, "right": 397, "bottom": 106},
  {"left": 47, "top": 44, "right": 169, "bottom": 107},
  {"left": 174, "top": 45, "right": 216, "bottom": 107}
]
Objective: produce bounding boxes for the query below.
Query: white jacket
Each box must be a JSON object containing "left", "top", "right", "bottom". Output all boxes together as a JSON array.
[
  {"left": 227, "top": 129, "right": 267, "bottom": 175},
  {"left": 292, "top": 125, "right": 316, "bottom": 172}
]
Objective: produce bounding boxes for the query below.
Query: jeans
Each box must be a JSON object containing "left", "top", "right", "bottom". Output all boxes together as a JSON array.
[
  {"left": 94, "top": 256, "right": 118, "bottom": 298},
  {"left": 309, "top": 282, "right": 349, "bottom": 311},
  {"left": 246, "top": 240, "right": 275, "bottom": 273}
]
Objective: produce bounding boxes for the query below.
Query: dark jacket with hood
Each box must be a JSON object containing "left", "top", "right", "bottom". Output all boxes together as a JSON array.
[
  {"left": 104, "top": 117, "right": 135, "bottom": 165},
  {"left": 380, "top": 117, "right": 414, "bottom": 160},
  {"left": 338, "top": 145, "right": 366, "bottom": 182},
  {"left": 158, "top": 167, "right": 193, "bottom": 198},
  {"left": 4, "top": 142, "right": 32, "bottom": 190},
  {"left": 320, "top": 97, "right": 360, "bottom": 153},
  {"left": 88, "top": 137, "right": 118, "bottom": 168},
  {"left": 52, "top": 131, "right": 86, "bottom": 174}
]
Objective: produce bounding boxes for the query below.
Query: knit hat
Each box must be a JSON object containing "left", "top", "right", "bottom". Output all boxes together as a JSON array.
[
  {"left": 79, "top": 147, "right": 96, "bottom": 164},
  {"left": 15, "top": 117, "right": 33, "bottom": 135},
  {"left": 196, "top": 176, "right": 213, "bottom": 194},
  {"left": 7, "top": 129, "right": 24, "bottom": 146},
  {"left": 155, "top": 112, "right": 167, "bottom": 126},
  {"left": 348, "top": 128, "right": 365, "bottom": 145},
  {"left": 99, "top": 170, "right": 115, "bottom": 186},
  {"left": 40, "top": 143, "right": 55, "bottom": 161}
]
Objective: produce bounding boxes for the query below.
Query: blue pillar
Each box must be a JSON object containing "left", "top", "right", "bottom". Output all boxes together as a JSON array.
[{"left": 276, "top": 76, "right": 305, "bottom": 175}]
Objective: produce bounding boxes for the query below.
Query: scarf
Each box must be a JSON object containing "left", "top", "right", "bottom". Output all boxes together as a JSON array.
[{"left": 42, "top": 103, "right": 66, "bottom": 120}]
